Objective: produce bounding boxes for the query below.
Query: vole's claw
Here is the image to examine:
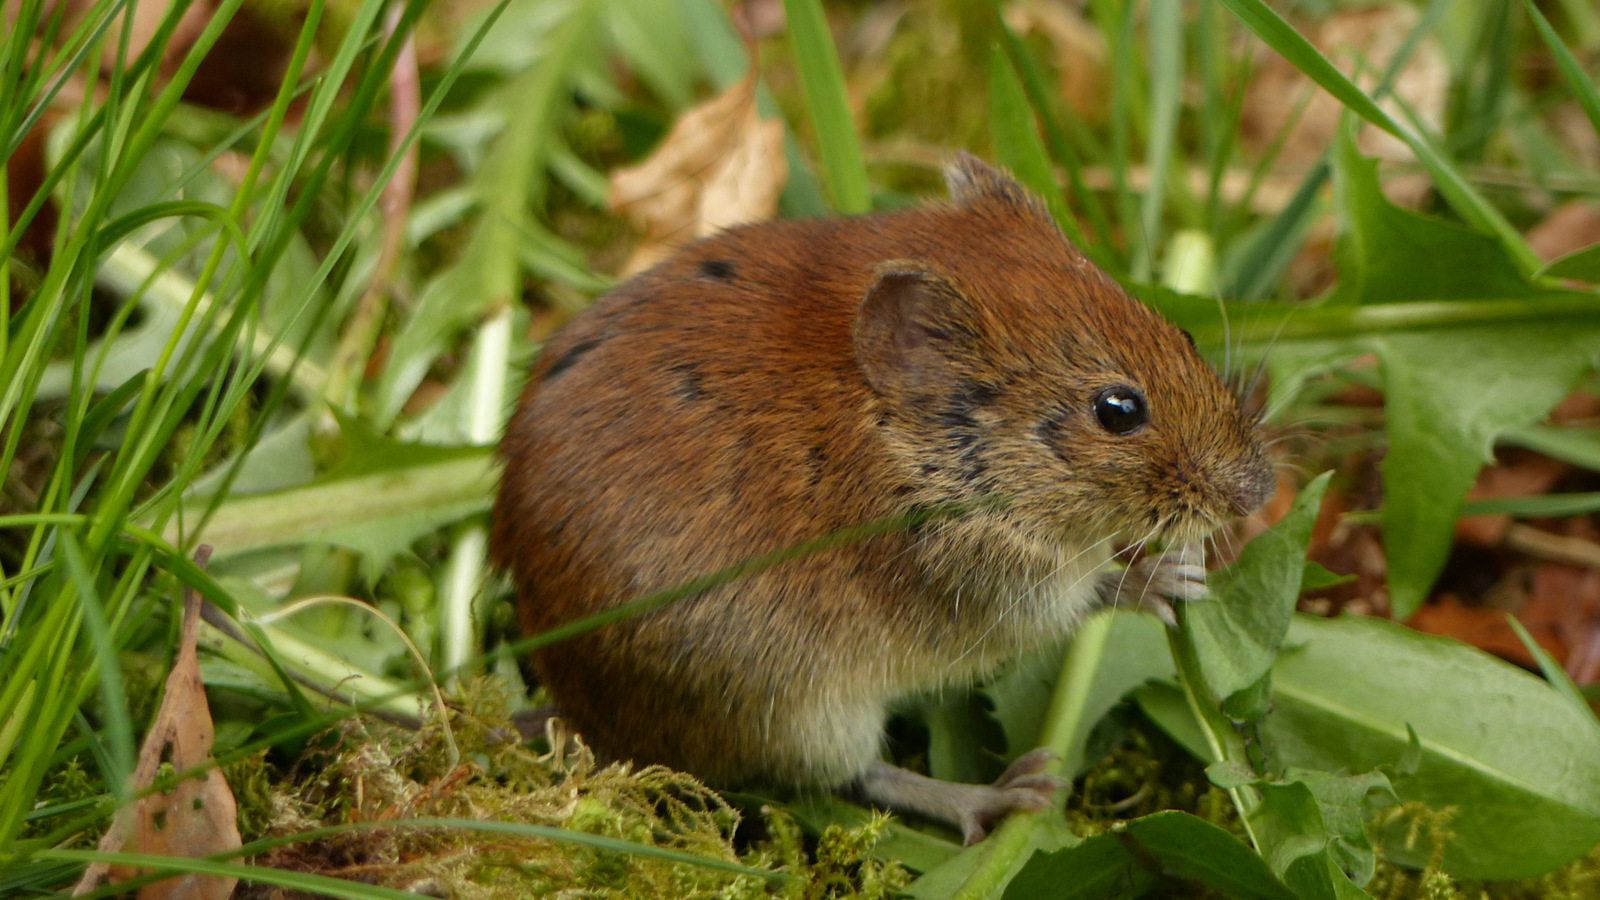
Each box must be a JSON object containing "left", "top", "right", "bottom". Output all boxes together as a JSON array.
[
  {"left": 1103, "top": 544, "right": 1209, "bottom": 625},
  {"left": 998, "top": 747, "right": 1058, "bottom": 780},
  {"left": 855, "top": 748, "right": 1067, "bottom": 846},
  {"left": 956, "top": 749, "right": 1068, "bottom": 844}
]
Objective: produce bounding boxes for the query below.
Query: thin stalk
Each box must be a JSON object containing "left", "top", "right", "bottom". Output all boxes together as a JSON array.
[
  {"left": 781, "top": 0, "right": 870, "bottom": 213},
  {"left": 1167, "top": 619, "right": 1261, "bottom": 849},
  {"left": 1192, "top": 292, "right": 1600, "bottom": 348},
  {"left": 941, "top": 612, "right": 1117, "bottom": 899},
  {"left": 437, "top": 307, "right": 511, "bottom": 679}
]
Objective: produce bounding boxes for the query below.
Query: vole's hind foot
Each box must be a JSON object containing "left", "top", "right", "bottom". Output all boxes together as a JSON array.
[
  {"left": 510, "top": 702, "right": 559, "bottom": 742},
  {"left": 852, "top": 748, "right": 1066, "bottom": 845},
  {"left": 1102, "top": 543, "right": 1208, "bottom": 626}
]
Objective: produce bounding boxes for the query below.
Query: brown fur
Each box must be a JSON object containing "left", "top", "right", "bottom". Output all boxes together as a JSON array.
[{"left": 490, "top": 154, "right": 1273, "bottom": 790}]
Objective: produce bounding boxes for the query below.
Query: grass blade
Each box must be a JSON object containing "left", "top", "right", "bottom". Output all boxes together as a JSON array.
[
  {"left": 1523, "top": 0, "right": 1600, "bottom": 137},
  {"left": 1217, "top": 0, "right": 1542, "bottom": 276},
  {"left": 996, "top": 13, "right": 1117, "bottom": 258},
  {"left": 988, "top": 48, "right": 1083, "bottom": 246},
  {"left": 1142, "top": 0, "right": 1184, "bottom": 280},
  {"left": 781, "top": 0, "right": 869, "bottom": 213}
]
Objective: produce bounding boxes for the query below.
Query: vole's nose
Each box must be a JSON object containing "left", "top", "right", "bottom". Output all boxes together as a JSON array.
[{"left": 1228, "top": 462, "right": 1276, "bottom": 516}]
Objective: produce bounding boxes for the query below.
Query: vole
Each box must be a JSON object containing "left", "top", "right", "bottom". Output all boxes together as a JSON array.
[{"left": 491, "top": 154, "right": 1274, "bottom": 843}]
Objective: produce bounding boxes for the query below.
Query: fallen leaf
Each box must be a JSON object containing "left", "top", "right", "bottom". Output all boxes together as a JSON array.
[
  {"left": 1527, "top": 201, "right": 1600, "bottom": 264},
  {"left": 609, "top": 74, "right": 786, "bottom": 275},
  {"left": 75, "top": 547, "right": 241, "bottom": 900},
  {"left": 1455, "top": 450, "right": 1570, "bottom": 546},
  {"left": 1522, "top": 557, "right": 1600, "bottom": 681},
  {"left": 1550, "top": 390, "right": 1600, "bottom": 423},
  {"left": 1407, "top": 593, "right": 1563, "bottom": 668}
]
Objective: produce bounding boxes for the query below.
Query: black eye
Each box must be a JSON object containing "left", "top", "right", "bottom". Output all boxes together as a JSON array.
[{"left": 1093, "top": 386, "right": 1148, "bottom": 434}]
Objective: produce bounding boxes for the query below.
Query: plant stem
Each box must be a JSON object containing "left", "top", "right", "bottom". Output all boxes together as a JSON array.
[
  {"left": 1188, "top": 292, "right": 1600, "bottom": 349},
  {"left": 1166, "top": 617, "right": 1262, "bottom": 849}
]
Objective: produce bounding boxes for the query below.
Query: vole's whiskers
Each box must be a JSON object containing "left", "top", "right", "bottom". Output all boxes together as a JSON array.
[
  {"left": 1111, "top": 526, "right": 1162, "bottom": 614},
  {"left": 947, "top": 531, "right": 1118, "bottom": 668}
]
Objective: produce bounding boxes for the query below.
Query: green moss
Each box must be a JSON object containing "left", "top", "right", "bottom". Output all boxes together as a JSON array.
[
  {"left": 15, "top": 756, "right": 102, "bottom": 845},
  {"left": 238, "top": 680, "right": 907, "bottom": 900}
]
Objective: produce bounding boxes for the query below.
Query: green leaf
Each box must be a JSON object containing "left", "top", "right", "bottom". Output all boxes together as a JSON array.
[
  {"left": 902, "top": 813, "right": 1075, "bottom": 900},
  {"left": 1502, "top": 423, "right": 1600, "bottom": 471},
  {"left": 1325, "top": 135, "right": 1600, "bottom": 616},
  {"left": 1185, "top": 472, "right": 1330, "bottom": 711},
  {"left": 1132, "top": 680, "right": 1214, "bottom": 763},
  {"left": 781, "top": 0, "right": 869, "bottom": 213},
  {"left": 1248, "top": 780, "right": 1373, "bottom": 900},
  {"left": 603, "top": 0, "right": 696, "bottom": 109},
  {"left": 1300, "top": 560, "right": 1354, "bottom": 591},
  {"left": 1210, "top": 765, "right": 1395, "bottom": 892},
  {"left": 1458, "top": 491, "right": 1600, "bottom": 518},
  {"left": 1266, "top": 614, "right": 1600, "bottom": 879},
  {"left": 170, "top": 418, "right": 495, "bottom": 571},
  {"left": 1002, "top": 811, "right": 1298, "bottom": 900},
  {"left": 1539, "top": 243, "right": 1600, "bottom": 283},
  {"left": 1329, "top": 134, "right": 1538, "bottom": 305},
  {"left": 1376, "top": 324, "right": 1597, "bottom": 617}
]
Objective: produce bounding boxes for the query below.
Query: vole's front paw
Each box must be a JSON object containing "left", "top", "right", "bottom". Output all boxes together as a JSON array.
[{"left": 1103, "top": 543, "right": 1208, "bottom": 626}]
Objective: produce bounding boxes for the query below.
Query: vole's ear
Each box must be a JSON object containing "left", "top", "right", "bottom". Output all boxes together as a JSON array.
[
  {"left": 945, "top": 151, "right": 1049, "bottom": 219},
  {"left": 854, "top": 261, "right": 980, "bottom": 399}
]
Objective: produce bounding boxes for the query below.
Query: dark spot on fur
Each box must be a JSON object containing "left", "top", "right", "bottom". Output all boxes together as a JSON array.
[
  {"left": 542, "top": 337, "right": 603, "bottom": 382},
  {"left": 892, "top": 483, "right": 916, "bottom": 496},
  {"left": 1179, "top": 328, "right": 1197, "bottom": 349},
  {"left": 699, "top": 259, "right": 736, "bottom": 280},
  {"left": 955, "top": 379, "right": 1001, "bottom": 407},
  {"left": 805, "top": 445, "right": 828, "bottom": 487},
  {"left": 920, "top": 463, "right": 940, "bottom": 476},
  {"left": 671, "top": 361, "right": 705, "bottom": 403},
  {"left": 933, "top": 402, "right": 977, "bottom": 432},
  {"left": 1037, "top": 402, "right": 1077, "bottom": 462}
]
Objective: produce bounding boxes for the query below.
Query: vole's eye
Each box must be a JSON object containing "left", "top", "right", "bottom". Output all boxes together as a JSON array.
[{"left": 1092, "top": 386, "right": 1148, "bottom": 434}]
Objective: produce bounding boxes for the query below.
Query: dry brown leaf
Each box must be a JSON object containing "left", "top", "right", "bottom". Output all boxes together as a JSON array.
[
  {"left": 1408, "top": 593, "right": 1564, "bottom": 667},
  {"left": 75, "top": 547, "right": 241, "bottom": 900},
  {"left": 1550, "top": 390, "right": 1600, "bottom": 423},
  {"left": 609, "top": 76, "right": 787, "bottom": 275},
  {"left": 1523, "top": 563, "right": 1600, "bottom": 675},
  {"left": 1455, "top": 450, "right": 1571, "bottom": 546},
  {"left": 1527, "top": 201, "right": 1600, "bottom": 264}
]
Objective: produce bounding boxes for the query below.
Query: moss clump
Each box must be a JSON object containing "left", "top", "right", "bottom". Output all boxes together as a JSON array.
[{"left": 237, "top": 681, "right": 906, "bottom": 899}]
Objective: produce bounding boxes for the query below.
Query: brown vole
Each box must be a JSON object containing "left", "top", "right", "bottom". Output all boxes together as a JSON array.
[{"left": 491, "top": 154, "right": 1273, "bottom": 843}]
